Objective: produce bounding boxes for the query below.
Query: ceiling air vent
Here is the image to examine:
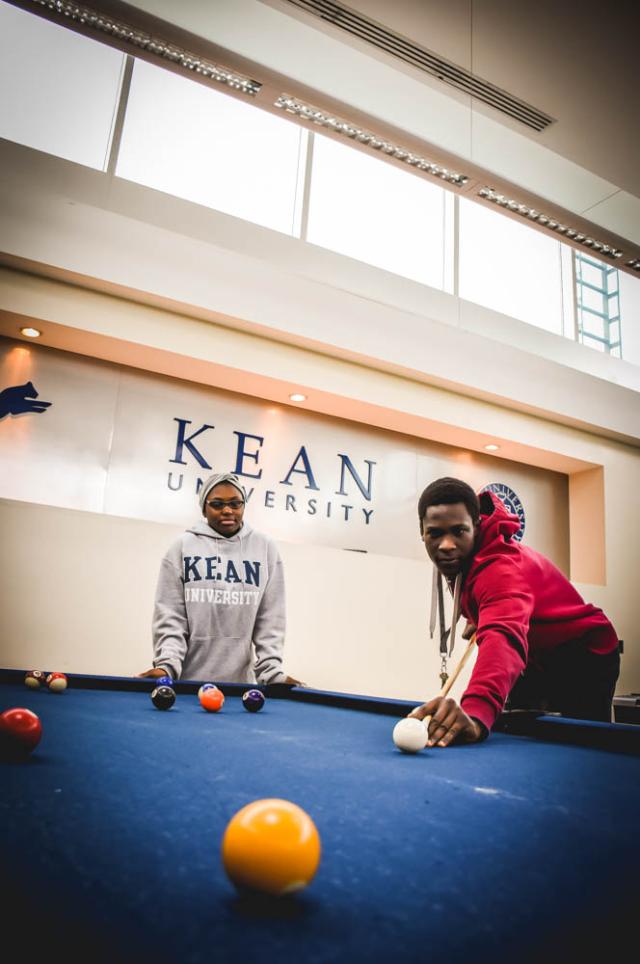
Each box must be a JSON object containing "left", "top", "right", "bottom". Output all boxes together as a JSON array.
[{"left": 283, "top": 0, "right": 554, "bottom": 132}]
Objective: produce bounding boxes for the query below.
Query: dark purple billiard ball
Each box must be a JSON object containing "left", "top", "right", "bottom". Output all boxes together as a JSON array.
[
  {"left": 242, "top": 689, "right": 265, "bottom": 713},
  {"left": 151, "top": 686, "right": 176, "bottom": 710}
]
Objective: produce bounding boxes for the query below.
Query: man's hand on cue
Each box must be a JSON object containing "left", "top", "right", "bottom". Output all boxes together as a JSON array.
[{"left": 408, "top": 697, "right": 484, "bottom": 747}]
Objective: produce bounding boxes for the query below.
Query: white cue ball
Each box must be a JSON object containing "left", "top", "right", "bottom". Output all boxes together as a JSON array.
[{"left": 392, "top": 717, "right": 427, "bottom": 753}]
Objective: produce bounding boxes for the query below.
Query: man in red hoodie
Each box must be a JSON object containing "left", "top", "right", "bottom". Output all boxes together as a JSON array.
[{"left": 410, "top": 477, "right": 620, "bottom": 747}]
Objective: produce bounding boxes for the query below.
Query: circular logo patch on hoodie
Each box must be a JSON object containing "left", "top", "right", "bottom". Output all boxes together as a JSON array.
[{"left": 481, "top": 483, "right": 525, "bottom": 542}]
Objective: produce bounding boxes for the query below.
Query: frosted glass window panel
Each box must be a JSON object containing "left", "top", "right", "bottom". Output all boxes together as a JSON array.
[
  {"left": 582, "top": 336, "right": 605, "bottom": 352},
  {"left": 619, "top": 272, "right": 640, "bottom": 366},
  {"left": 117, "top": 60, "right": 302, "bottom": 234},
  {"left": 579, "top": 260, "right": 605, "bottom": 288},
  {"left": 459, "top": 199, "right": 564, "bottom": 334},
  {"left": 581, "top": 313, "right": 606, "bottom": 340},
  {"left": 579, "top": 286, "right": 605, "bottom": 313},
  {"left": 306, "top": 133, "right": 446, "bottom": 288},
  {"left": 0, "top": 2, "right": 124, "bottom": 169}
]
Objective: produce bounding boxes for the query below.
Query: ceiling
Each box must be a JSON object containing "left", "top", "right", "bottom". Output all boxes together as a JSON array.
[
  {"left": 113, "top": 0, "right": 640, "bottom": 244},
  {"left": 12, "top": 0, "right": 640, "bottom": 257},
  {"left": 316, "top": 0, "right": 640, "bottom": 197}
]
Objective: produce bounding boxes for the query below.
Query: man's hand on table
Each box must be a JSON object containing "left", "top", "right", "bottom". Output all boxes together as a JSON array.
[
  {"left": 408, "top": 697, "right": 484, "bottom": 747},
  {"left": 137, "top": 668, "right": 171, "bottom": 679}
]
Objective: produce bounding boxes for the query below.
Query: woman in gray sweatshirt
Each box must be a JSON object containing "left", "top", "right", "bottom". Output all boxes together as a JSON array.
[{"left": 139, "top": 472, "right": 292, "bottom": 685}]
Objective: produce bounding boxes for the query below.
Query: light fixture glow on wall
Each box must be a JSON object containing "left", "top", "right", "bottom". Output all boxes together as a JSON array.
[
  {"left": 289, "top": 393, "right": 307, "bottom": 402},
  {"left": 20, "top": 327, "right": 41, "bottom": 338}
]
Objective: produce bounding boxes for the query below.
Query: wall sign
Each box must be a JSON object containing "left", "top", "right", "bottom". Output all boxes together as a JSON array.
[
  {"left": 1, "top": 338, "right": 542, "bottom": 559},
  {"left": 481, "top": 481, "right": 525, "bottom": 542}
]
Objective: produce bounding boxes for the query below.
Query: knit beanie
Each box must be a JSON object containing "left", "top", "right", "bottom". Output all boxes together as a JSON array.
[{"left": 198, "top": 472, "right": 247, "bottom": 515}]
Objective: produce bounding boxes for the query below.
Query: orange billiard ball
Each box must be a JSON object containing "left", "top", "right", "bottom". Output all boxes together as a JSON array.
[
  {"left": 199, "top": 686, "right": 224, "bottom": 712},
  {"left": 221, "top": 799, "right": 321, "bottom": 896}
]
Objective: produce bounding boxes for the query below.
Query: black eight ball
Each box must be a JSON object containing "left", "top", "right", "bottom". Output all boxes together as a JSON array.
[{"left": 151, "top": 685, "right": 176, "bottom": 710}]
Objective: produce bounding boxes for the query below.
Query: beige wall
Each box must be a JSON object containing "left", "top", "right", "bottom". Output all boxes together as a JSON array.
[
  {"left": 1, "top": 138, "right": 639, "bottom": 699},
  {"left": 0, "top": 497, "right": 478, "bottom": 703}
]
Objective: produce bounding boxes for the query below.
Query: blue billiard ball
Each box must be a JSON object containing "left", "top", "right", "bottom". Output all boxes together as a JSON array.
[
  {"left": 242, "top": 689, "right": 265, "bottom": 713},
  {"left": 156, "top": 675, "right": 173, "bottom": 688},
  {"left": 151, "top": 686, "right": 176, "bottom": 710}
]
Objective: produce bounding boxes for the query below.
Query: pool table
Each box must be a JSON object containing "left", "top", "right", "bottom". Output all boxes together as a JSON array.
[{"left": 1, "top": 669, "right": 639, "bottom": 963}]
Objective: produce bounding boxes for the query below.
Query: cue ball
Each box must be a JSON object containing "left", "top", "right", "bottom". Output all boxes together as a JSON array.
[
  {"left": 151, "top": 685, "right": 176, "bottom": 710},
  {"left": 0, "top": 707, "right": 42, "bottom": 758},
  {"left": 392, "top": 717, "right": 427, "bottom": 753},
  {"left": 222, "top": 799, "right": 321, "bottom": 896},
  {"left": 242, "top": 689, "right": 265, "bottom": 713},
  {"left": 46, "top": 672, "right": 68, "bottom": 693}
]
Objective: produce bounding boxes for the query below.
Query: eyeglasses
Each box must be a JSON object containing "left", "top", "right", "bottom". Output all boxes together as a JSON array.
[{"left": 205, "top": 499, "right": 245, "bottom": 510}]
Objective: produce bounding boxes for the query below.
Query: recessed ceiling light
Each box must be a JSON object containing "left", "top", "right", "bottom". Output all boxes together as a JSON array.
[
  {"left": 20, "top": 327, "right": 41, "bottom": 338},
  {"left": 484, "top": 444, "right": 500, "bottom": 451},
  {"left": 289, "top": 393, "right": 307, "bottom": 402}
]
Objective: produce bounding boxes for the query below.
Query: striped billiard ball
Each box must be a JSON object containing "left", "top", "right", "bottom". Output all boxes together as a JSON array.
[
  {"left": 46, "top": 673, "right": 68, "bottom": 693},
  {"left": 198, "top": 682, "right": 217, "bottom": 699}
]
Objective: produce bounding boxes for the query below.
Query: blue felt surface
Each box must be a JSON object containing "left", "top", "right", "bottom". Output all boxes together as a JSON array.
[{"left": 1, "top": 681, "right": 639, "bottom": 963}]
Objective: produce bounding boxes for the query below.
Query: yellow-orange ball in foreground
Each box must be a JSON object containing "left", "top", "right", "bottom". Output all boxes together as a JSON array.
[{"left": 222, "top": 799, "right": 321, "bottom": 896}]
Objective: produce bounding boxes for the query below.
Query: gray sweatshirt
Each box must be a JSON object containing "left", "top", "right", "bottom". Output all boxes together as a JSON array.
[{"left": 152, "top": 520, "right": 286, "bottom": 684}]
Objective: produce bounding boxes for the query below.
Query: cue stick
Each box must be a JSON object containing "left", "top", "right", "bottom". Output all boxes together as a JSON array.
[
  {"left": 438, "top": 632, "right": 477, "bottom": 699},
  {"left": 420, "top": 632, "right": 477, "bottom": 737}
]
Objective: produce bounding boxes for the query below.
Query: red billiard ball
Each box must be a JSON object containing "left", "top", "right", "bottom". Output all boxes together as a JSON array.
[
  {"left": 46, "top": 672, "right": 68, "bottom": 693},
  {"left": 242, "top": 689, "right": 265, "bottom": 713},
  {"left": 0, "top": 708, "right": 42, "bottom": 758}
]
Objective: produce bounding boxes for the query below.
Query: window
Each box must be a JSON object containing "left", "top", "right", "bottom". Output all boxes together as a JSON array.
[
  {"left": 116, "top": 59, "right": 305, "bottom": 235},
  {"left": 575, "top": 253, "right": 621, "bottom": 356},
  {"left": 459, "top": 198, "right": 565, "bottom": 334},
  {"left": 618, "top": 271, "right": 640, "bottom": 366},
  {"left": 306, "top": 133, "right": 448, "bottom": 288},
  {"left": 0, "top": 1, "right": 124, "bottom": 170}
]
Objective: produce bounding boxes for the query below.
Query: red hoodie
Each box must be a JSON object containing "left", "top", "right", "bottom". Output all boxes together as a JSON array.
[{"left": 459, "top": 491, "right": 618, "bottom": 731}]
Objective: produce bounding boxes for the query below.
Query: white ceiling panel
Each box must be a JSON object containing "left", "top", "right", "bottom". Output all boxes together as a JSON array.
[
  {"left": 469, "top": 111, "right": 620, "bottom": 214},
  {"left": 580, "top": 192, "right": 640, "bottom": 248}
]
